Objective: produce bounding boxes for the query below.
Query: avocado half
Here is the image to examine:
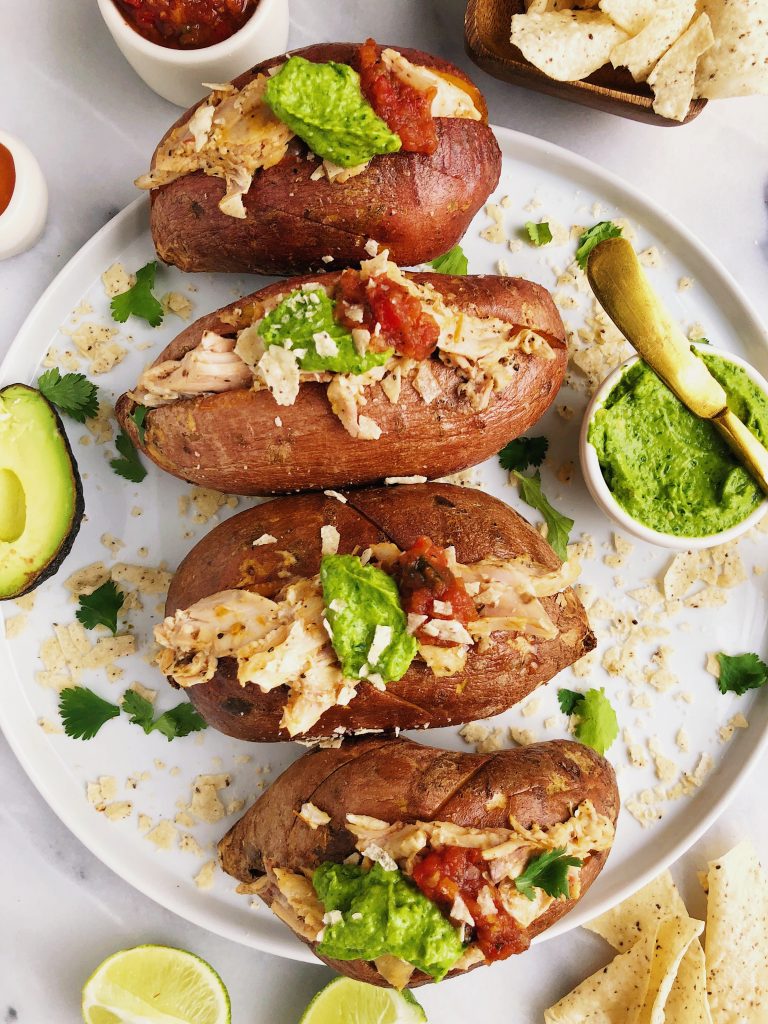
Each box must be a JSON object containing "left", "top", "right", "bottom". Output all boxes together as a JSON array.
[{"left": 0, "top": 384, "right": 85, "bottom": 599}]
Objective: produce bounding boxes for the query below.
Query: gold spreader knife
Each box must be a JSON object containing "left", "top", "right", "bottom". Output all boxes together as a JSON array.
[{"left": 587, "top": 236, "right": 768, "bottom": 496}]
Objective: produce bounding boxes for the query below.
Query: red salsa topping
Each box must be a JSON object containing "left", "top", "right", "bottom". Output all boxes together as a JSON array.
[
  {"left": 358, "top": 38, "right": 438, "bottom": 156},
  {"left": 113, "top": 0, "right": 259, "bottom": 49},
  {"left": 0, "top": 144, "right": 16, "bottom": 218},
  {"left": 335, "top": 270, "right": 440, "bottom": 361},
  {"left": 393, "top": 536, "right": 476, "bottom": 646},
  {"left": 412, "top": 846, "right": 530, "bottom": 961}
]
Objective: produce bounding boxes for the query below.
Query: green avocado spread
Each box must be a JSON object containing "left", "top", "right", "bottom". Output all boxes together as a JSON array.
[
  {"left": 320, "top": 554, "right": 417, "bottom": 682},
  {"left": 258, "top": 287, "right": 391, "bottom": 375},
  {"left": 313, "top": 862, "right": 464, "bottom": 980},
  {"left": 264, "top": 56, "right": 401, "bottom": 168},
  {"left": 588, "top": 351, "right": 768, "bottom": 537}
]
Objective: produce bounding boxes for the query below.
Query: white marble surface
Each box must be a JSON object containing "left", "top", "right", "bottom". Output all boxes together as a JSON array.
[{"left": 1, "top": 2, "right": 767, "bottom": 1021}]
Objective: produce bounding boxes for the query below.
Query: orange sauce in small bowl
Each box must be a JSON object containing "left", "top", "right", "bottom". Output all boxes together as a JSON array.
[{"left": 0, "top": 143, "right": 16, "bottom": 217}]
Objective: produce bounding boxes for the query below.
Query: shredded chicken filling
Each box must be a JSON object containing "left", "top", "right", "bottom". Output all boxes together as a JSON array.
[
  {"left": 264, "top": 799, "right": 613, "bottom": 984},
  {"left": 154, "top": 546, "right": 578, "bottom": 735},
  {"left": 131, "top": 254, "right": 558, "bottom": 437},
  {"left": 134, "top": 49, "right": 481, "bottom": 219}
]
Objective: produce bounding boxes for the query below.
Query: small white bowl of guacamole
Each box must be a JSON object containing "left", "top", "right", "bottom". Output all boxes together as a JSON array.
[{"left": 580, "top": 345, "right": 768, "bottom": 550}]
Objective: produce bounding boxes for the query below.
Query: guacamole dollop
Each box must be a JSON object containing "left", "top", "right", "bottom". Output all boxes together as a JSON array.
[
  {"left": 259, "top": 287, "right": 391, "bottom": 375},
  {"left": 264, "top": 56, "right": 401, "bottom": 168},
  {"left": 314, "top": 862, "right": 464, "bottom": 981},
  {"left": 588, "top": 351, "right": 768, "bottom": 537},
  {"left": 320, "top": 554, "right": 417, "bottom": 682}
]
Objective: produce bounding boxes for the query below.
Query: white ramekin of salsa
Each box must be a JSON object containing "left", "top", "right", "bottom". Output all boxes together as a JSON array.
[
  {"left": 97, "top": 0, "right": 290, "bottom": 107},
  {"left": 0, "top": 131, "right": 48, "bottom": 261},
  {"left": 580, "top": 345, "right": 768, "bottom": 550}
]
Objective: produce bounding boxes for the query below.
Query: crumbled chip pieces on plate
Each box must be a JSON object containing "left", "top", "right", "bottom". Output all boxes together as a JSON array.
[{"left": 0, "top": 128, "right": 766, "bottom": 959}]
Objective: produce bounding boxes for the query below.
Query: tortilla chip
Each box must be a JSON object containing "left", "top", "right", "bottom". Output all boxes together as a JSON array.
[
  {"left": 599, "top": 0, "right": 655, "bottom": 35},
  {"left": 648, "top": 13, "right": 715, "bottom": 121},
  {"left": 639, "top": 915, "right": 704, "bottom": 1024},
  {"left": 587, "top": 871, "right": 710, "bottom": 1024},
  {"left": 586, "top": 870, "right": 688, "bottom": 951},
  {"left": 610, "top": 1, "right": 696, "bottom": 81},
  {"left": 694, "top": 0, "right": 768, "bottom": 98},
  {"left": 705, "top": 840, "right": 768, "bottom": 1023},
  {"left": 664, "top": 938, "right": 713, "bottom": 1024},
  {"left": 544, "top": 929, "right": 656, "bottom": 1024},
  {"left": 511, "top": 11, "right": 628, "bottom": 81}
]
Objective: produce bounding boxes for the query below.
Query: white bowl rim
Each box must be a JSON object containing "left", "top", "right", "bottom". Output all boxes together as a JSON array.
[
  {"left": 97, "top": 0, "right": 286, "bottom": 65},
  {"left": 579, "top": 344, "right": 768, "bottom": 550}
]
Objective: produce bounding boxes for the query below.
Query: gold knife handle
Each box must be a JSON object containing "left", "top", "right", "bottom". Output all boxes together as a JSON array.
[
  {"left": 714, "top": 410, "right": 768, "bottom": 496},
  {"left": 587, "top": 237, "right": 727, "bottom": 419}
]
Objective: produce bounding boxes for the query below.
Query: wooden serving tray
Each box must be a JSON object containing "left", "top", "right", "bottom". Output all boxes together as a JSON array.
[{"left": 464, "top": 0, "right": 707, "bottom": 126}]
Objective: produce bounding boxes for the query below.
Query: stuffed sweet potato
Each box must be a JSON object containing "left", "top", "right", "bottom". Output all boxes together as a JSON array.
[
  {"left": 115, "top": 255, "right": 566, "bottom": 495},
  {"left": 137, "top": 41, "right": 501, "bottom": 275},
  {"left": 219, "top": 735, "right": 619, "bottom": 987},
  {"left": 155, "top": 483, "right": 595, "bottom": 741}
]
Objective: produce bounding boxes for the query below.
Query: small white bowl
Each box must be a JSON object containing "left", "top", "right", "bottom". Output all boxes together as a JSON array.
[
  {"left": 579, "top": 346, "right": 768, "bottom": 550},
  {"left": 97, "top": 0, "right": 290, "bottom": 107},
  {"left": 0, "top": 131, "right": 48, "bottom": 261}
]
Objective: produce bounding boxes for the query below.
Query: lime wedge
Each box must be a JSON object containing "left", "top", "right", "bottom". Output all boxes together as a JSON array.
[
  {"left": 300, "top": 977, "right": 427, "bottom": 1024},
  {"left": 81, "top": 944, "right": 230, "bottom": 1024}
]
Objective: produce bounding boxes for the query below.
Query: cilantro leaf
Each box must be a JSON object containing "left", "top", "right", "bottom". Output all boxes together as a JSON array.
[
  {"left": 525, "top": 222, "right": 552, "bottom": 247},
  {"left": 513, "top": 471, "right": 573, "bottom": 561},
  {"left": 558, "top": 688, "right": 584, "bottom": 716},
  {"left": 515, "top": 847, "right": 582, "bottom": 901},
  {"left": 59, "top": 686, "right": 120, "bottom": 740},
  {"left": 122, "top": 689, "right": 156, "bottom": 733},
  {"left": 717, "top": 653, "right": 768, "bottom": 696},
  {"left": 131, "top": 404, "right": 148, "bottom": 445},
  {"left": 110, "top": 430, "right": 147, "bottom": 483},
  {"left": 37, "top": 369, "right": 99, "bottom": 423},
  {"left": 122, "top": 689, "right": 207, "bottom": 740},
  {"left": 152, "top": 702, "right": 208, "bottom": 740},
  {"left": 110, "top": 261, "right": 164, "bottom": 327},
  {"left": 499, "top": 436, "right": 549, "bottom": 473},
  {"left": 76, "top": 580, "right": 125, "bottom": 634},
  {"left": 575, "top": 221, "right": 623, "bottom": 270},
  {"left": 429, "top": 244, "right": 468, "bottom": 275},
  {"left": 571, "top": 687, "right": 618, "bottom": 755},
  {"left": 691, "top": 337, "right": 710, "bottom": 346}
]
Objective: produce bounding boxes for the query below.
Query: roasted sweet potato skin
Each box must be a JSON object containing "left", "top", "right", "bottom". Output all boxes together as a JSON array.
[
  {"left": 115, "top": 272, "right": 566, "bottom": 495},
  {"left": 147, "top": 43, "right": 501, "bottom": 275},
  {"left": 218, "top": 735, "right": 619, "bottom": 986},
  {"left": 163, "top": 483, "right": 595, "bottom": 740}
]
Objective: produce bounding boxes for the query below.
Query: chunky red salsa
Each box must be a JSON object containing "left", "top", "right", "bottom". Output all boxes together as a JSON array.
[
  {"left": 412, "top": 846, "right": 530, "bottom": 961},
  {"left": 335, "top": 270, "right": 439, "bottom": 361},
  {"left": 0, "top": 144, "right": 15, "bottom": 218},
  {"left": 114, "top": 0, "right": 259, "bottom": 49},
  {"left": 393, "top": 536, "right": 476, "bottom": 646},
  {"left": 358, "top": 38, "right": 438, "bottom": 156}
]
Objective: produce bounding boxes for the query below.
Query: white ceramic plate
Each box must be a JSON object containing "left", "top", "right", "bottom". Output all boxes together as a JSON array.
[{"left": 1, "top": 127, "right": 767, "bottom": 964}]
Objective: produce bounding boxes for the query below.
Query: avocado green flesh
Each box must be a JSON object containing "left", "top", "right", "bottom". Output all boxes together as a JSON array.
[
  {"left": 0, "top": 385, "right": 84, "bottom": 599},
  {"left": 588, "top": 353, "right": 768, "bottom": 537},
  {"left": 320, "top": 554, "right": 417, "bottom": 682},
  {"left": 264, "top": 56, "right": 401, "bottom": 168},
  {"left": 313, "top": 862, "right": 465, "bottom": 981}
]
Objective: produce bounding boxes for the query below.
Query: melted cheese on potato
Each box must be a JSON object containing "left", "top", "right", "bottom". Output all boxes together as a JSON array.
[
  {"left": 135, "top": 75, "right": 293, "bottom": 219},
  {"left": 267, "top": 800, "right": 613, "bottom": 978},
  {"left": 154, "top": 548, "right": 578, "bottom": 735},
  {"left": 132, "top": 253, "right": 557, "bottom": 438},
  {"left": 135, "top": 50, "right": 481, "bottom": 218}
]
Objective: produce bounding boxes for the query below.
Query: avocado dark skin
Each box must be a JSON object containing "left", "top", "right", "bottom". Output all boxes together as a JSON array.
[{"left": 0, "top": 384, "right": 85, "bottom": 599}]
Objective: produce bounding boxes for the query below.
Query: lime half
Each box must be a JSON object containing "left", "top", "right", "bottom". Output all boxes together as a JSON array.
[
  {"left": 82, "top": 944, "right": 230, "bottom": 1024},
  {"left": 300, "top": 977, "right": 426, "bottom": 1024}
]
